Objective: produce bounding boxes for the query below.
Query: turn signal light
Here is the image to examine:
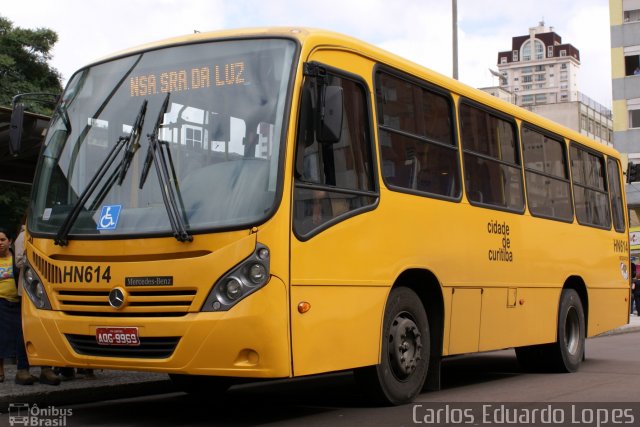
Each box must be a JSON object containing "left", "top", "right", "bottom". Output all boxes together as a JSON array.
[{"left": 298, "top": 301, "right": 311, "bottom": 313}]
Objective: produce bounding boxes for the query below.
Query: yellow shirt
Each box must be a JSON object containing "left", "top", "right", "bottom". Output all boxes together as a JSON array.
[{"left": 0, "top": 254, "right": 19, "bottom": 302}]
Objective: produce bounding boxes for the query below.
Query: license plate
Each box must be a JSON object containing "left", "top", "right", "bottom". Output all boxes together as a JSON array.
[{"left": 95, "top": 327, "right": 140, "bottom": 346}]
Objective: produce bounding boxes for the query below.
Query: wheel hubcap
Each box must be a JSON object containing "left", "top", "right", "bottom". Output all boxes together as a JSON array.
[
  {"left": 564, "top": 306, "right": 580, "bottom": 355},
  {"left": 388, "top": 314, "right": 422, "bottom": 380}
]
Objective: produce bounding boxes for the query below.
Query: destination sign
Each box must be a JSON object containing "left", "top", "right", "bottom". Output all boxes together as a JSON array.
[{"left": 130, "top": 61, "right": 246, "bottom": 97}]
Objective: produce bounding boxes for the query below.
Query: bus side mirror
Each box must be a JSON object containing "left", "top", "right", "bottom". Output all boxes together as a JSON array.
[
  {"left": 9, "top": 103, "right": 25, "bottom": 156},
  {"left": 317, "top": 85, "right": 343, "bottom": 144}
]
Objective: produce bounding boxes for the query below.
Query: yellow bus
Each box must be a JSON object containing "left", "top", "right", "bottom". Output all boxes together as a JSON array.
[{"left": 19, "top": 28, "right": 630, "bottom": 405}]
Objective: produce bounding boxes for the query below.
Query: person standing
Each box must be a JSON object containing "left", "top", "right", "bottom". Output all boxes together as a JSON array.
[
  {"left": 13, "top": 221, "right": 61, "bottom": 385},
  {"left": 0, "top": 226, "right": 35, "bottom": 384},
  {"left": 632, "top": 279, "right": 640, "bottom": 316}
]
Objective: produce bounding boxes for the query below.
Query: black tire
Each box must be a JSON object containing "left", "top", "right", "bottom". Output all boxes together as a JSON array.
[
  {"left": 515, "top": 288, "right": 585, "bottom": 373},
  {"left": 354, "top": 287, "right": 429, "bottom": 405},
  {"left": 169, "top": 374, "right": 232, "bottom": 395}
]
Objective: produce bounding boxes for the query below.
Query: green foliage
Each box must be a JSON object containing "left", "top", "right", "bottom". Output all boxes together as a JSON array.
[
  {"left": 0, "top": 15, "right": 62, "bottom": 115},
  {"left": 0, "top": 182, "right": 30, "bottom": 238}
]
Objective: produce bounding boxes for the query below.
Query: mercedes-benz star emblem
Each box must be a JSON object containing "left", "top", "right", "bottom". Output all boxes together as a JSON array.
[{"left": 108, "top": 288, "right": 126, "bottom": 309}]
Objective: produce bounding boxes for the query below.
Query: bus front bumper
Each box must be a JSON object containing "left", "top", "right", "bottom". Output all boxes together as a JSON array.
[{"left": 22, "top": 277, "right": 291, "bottom": 378}]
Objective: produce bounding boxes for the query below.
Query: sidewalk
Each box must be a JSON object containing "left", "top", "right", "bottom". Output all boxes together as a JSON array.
[
  {"left": 1, "top": 316, "right": 639, "bottom": 412},
  {"left": 0, "top": 367, "right": 174, "bottom": 412}
]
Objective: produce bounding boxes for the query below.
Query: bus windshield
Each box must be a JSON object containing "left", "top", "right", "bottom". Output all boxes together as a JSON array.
[{"left": 29, "top": 38, "right": 296, "bottom": 239}]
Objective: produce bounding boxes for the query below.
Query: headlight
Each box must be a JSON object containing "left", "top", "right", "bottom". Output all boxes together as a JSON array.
[
  {"left": 202, "top": 243, "right": 270, "bottom": 312},
  {"left": 22, "top": 264, "right": 52, "bottom": 310}
]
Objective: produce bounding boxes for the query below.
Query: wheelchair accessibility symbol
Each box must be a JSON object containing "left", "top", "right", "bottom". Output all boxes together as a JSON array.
[{"left": 97, "top": 205, "right": 122, "bottom": 230}]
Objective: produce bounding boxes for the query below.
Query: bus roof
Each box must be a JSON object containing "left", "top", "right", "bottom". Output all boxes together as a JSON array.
[{"left": 87, "top": 27, "right": 619, "bottom": 159}]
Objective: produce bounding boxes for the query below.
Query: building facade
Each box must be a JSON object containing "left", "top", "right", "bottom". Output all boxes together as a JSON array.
[
  {"left": 611, "top": 0, "right": 640, "bottom": 162},
  {"left": 483, "top": 22, "right": 613, "bottom": 146},
  {"left": 611, "top": 0, "right": 640, "bottom": 259}
]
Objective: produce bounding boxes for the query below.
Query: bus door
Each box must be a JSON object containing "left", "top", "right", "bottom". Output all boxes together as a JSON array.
[{"left": 289, "top": 50, "right": 384, "bottom": 376}]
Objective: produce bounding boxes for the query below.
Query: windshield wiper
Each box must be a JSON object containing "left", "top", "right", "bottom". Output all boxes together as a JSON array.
[
  {"left": 54, "top": 100, "right": 148, "bottom": 246},
  {"left": 118, "top": 99, "right": 147, "bottom": 184},
  {"left": 87, "top": 100, "right": 147, "bottom": 212},
  {"left": 140, "top": 93, "right": 193, "bottom": 243}
]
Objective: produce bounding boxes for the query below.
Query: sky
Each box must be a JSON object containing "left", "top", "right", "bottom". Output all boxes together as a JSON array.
[{"left": 2, "top": 0, "right": 613, "bottom": 107}]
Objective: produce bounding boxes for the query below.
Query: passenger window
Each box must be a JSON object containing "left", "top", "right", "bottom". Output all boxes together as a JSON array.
[
  {"left": 521, "top": 126, "right": 573, "bottom": 221},
  {"left": 460, "top": 103, "right": 523, "bottom": 211},
  {"left": 293, "top": 70, "right": 377, "bottom": 238},
  {"left": 376, "top": 71, "right": 460, "bottom": 198},
  {"left": 607, "top": 158, "right": 626, "bottom": 233},
  {"left": 570, "top": 144, "right": 611, "bottom": 229}
]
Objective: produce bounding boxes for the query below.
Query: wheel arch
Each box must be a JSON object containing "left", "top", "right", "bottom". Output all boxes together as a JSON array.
[
  {"left": 563, "top": 275, "right": 589, "bottom": 335},
  {"left": 391, "top": 268, "right": 444, "bottom": 391}
]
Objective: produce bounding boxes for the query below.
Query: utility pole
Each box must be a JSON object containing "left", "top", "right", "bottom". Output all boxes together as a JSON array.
[{"left": 452, "top": 0, "right": 459, "bottom": 80}]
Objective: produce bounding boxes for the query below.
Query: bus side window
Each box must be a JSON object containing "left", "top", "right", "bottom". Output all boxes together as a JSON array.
[
  {"left": 460, "top": 102, "right": 523, "bottom": 211},
  {"left": 521, "top": 125, "right": 573, "bottom": 222},
  {"left": 293, "top": 71, "right": 377, "bottom": 238},
  {"left": 570, "top": 144, "right": 611, "bottom": 229},
  {"left": 607, "top": 157, "right": 626, "bottom": 232},
  {"left": 376, "top": 70, "right": 460, "bottom": 199}
]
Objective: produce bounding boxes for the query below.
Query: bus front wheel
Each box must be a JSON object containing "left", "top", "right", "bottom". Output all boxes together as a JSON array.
[{"left": 354, "top": 287, "right": 430, "bottom": 405}]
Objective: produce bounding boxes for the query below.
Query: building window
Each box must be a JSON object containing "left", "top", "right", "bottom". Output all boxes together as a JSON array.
[
  {"left": 522, "top": 85, "right": 532, "bottom": 90},
  {"left": 501, "top": 57, "right": 507, "bottom": 64},
  {"left": 522, "top": 67, "right": 533, "bottom": 74},
  {"left": 513, "top": 50, "right": 519, "bottom": 61},
  {"left": 522, "top": 39, "right": 544, "bottom": 61},
  {"left": 624, "top": 9, "right": 640, "bottom": 23},
  {"left": 580, "top": 114, "right": 588, "bottom": 131},
  {"left": 561, "top": 63, "right": 567, "bottom": 70},
  {"left": 560, "top": 50, "right": 567, "bottom": 57},
  {"left": 535, "top": 74, "right": 546, "bottom": 82},
  {"left": 522, "top": 75, "right": 533, "bottom": 83},
  {"left": 547, "top": 46, "right": 553, "bottom": 57},
  {"left": 522, "top": 95, "right": 533, "bottom": 104},
  {"left": 624, "top": 55, "right": 640, "bottom": 76},
  {"left": 535, "top": 65, "right": 545, "bottom": 72},
  {"left": 630, "top": 109, "right": 640, "bottom": 128},
  {"left": 535, "top": 41, "right": 544, "bottom": 60},
  {"left": 535, "top": 94, "right": 547, "bottom": 103}
]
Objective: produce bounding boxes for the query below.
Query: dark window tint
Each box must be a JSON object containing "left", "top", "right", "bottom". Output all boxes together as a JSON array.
[
  {"left": 570, "top": 144, "right": 611, "bottom": 228},
  {"left": 376, "top": 71, "right": 459, "bottom": 198},
  {"left": 521, "top": 126, "right": 572, "bottom": 221},
  {"left": 460, "top": 103, "right": 523, "bottom": 210},
  {"left": 294, "top": 71, "right": 376, "bottom": 237},
  {"left": 607, "top": 158, "right": 625, "bottom": 232}
]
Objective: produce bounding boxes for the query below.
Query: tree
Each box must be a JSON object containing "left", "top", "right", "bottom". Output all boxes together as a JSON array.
[{"left": 0, "top": 15, "right": 62, "bottom": 114}]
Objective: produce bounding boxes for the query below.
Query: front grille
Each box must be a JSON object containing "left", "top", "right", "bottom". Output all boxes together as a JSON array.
[
  {"left": 56, "top": 289, "right": 197, "bottom": 316},
  {"left": 66, "top": 334, "right": 180, "bottom": 358},
  {"left": 32, "top": 251, "right": 62, "bottom": 284}
]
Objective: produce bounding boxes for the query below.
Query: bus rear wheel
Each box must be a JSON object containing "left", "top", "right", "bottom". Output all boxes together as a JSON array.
[
  {"left": 515, "top": 288, "right": 585, "bottom": 373},
  {"left": 354, "top": 287, "right": 430, "bottom": 405}
]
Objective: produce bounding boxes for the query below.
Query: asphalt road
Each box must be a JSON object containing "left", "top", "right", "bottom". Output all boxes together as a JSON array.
[{"left": 3, "top": 331, "right": 637, "bottom": 427}]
